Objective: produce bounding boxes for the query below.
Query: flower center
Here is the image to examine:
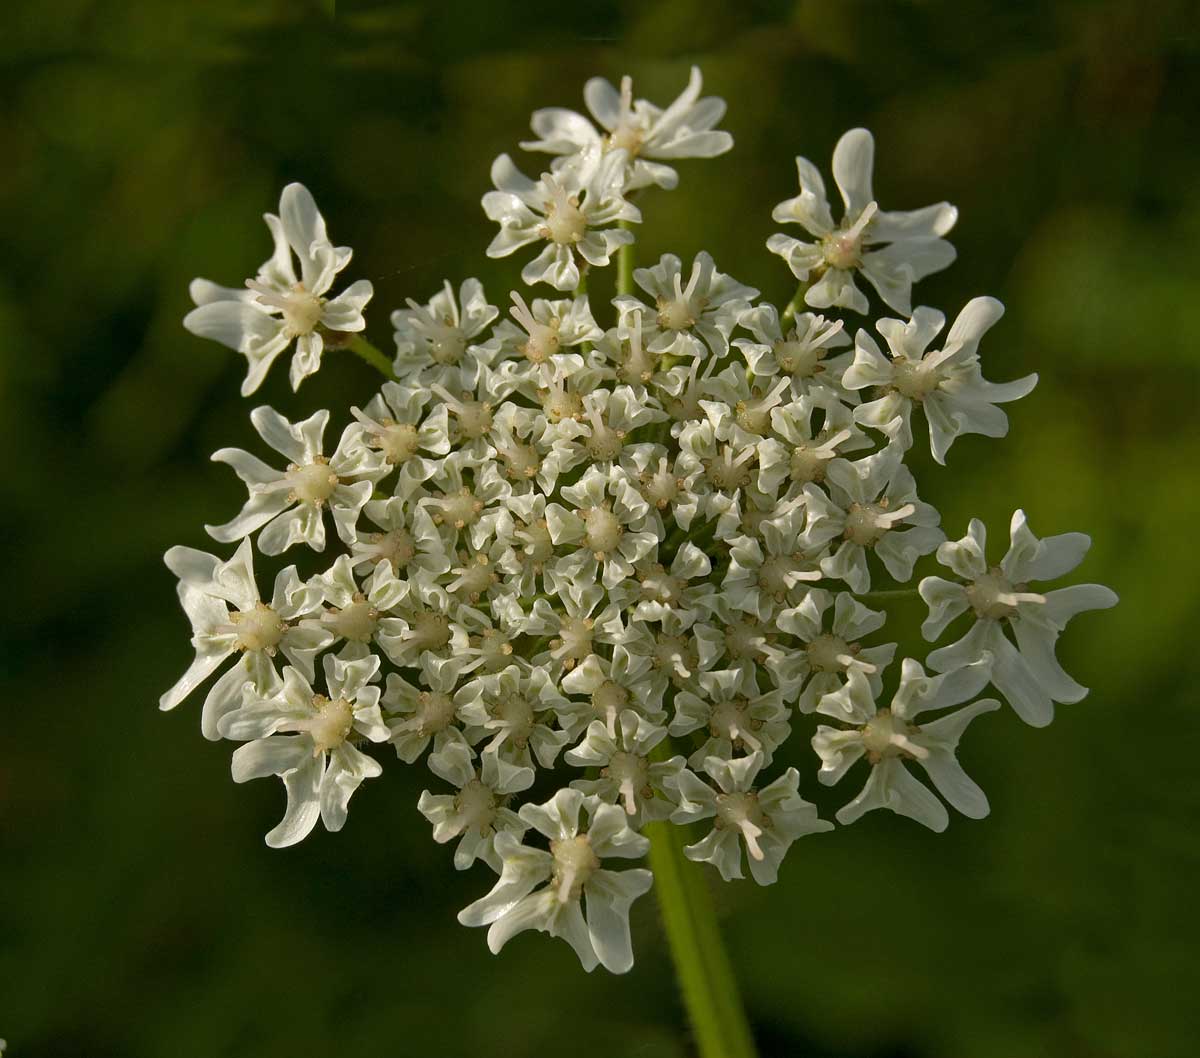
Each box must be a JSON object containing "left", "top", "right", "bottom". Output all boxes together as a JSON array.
[
  {"left": 325, "top": 596, "right": 379, "bottom": 643},
  {"left": 806, "top": 634, "right": 854, "bottom": 673},
  {"left": 843, "top": 499, "right": 915, "bottom": 546},
  {"left": 592, "top": 680, "right": 629, "bottom": 731},
  {"left": 248, "top": 280, "right": 324, "bottom": 336},
  {"left": 821, "top": 202, "right": 878, "bottom": 271},
  {"left": 374, "top": 421, "right": 422, "bottom": 464},
  {"left": 640, "top": 459, "right": 681, "bottom": 509},
  {"left": 455, "top": 779, "right": 498, "bottom": 834},
  {"left": 710, "top": 699, "right": 762, "bottom": 751},
  {"left": 371, "top": 528, "right": 416, "bottom": 570},
  {"left": 543, "top": 185, "right": 588, "bottom": 245},
  {"left": 891, "top": 357, "right": 938, "bottom": 401},
  {"left": 757, "top": 555, "right": 798, "bottom": 600},
  {"left": 965, "top": 567, "right": 1046, "bottom": 620},
  {"left": 428, "top": 326, "right": 467, "bottom": 365},
  {"left": 584, "top": 505, "right": 624, "bottom": 556},
  {"left": 774, "top": 338, "right": 825, "bottom": 378},
  {"left": 550, "top": 834, "right": 599, "bottom": 903},
  {"left": 860, "top": 708, "right": 928, "bottom": 765},
  {"left": 652, "top": 633, "right": 696, "bottom": 681},
  {"left": 605, "top": 751, "right": 649, "bottom": 815},
  {"left": 725, "top": 617, "right": 771, "bottom": 662},
  {"left": 287, "top": 458, "right": 339, "bottom": 506},
  {"left": 408, "top": 610, "right": 451, "bottom": 651},
  {"left": 493, "top": 693, "right": 535, "bottom": 748},
  {"left": 230, "top": 602, "right": 285, "bottom": 653},
  {"left": 414, "top": 690, "right": 456, "bottom": 736},
  {"left": 553, "top": 616, "right": 595, "bottom": 666},
  {"left": 715, "top": 791, "right": 767, "bottom": 861},
  {"left": 521, "top": 322, "right": 561, "bottom": 364},
  {"left": 301, "top": 695, "right": 356, "bottom": 755}
]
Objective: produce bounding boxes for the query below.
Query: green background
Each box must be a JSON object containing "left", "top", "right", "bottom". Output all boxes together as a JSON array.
[{"left": 3, "top": 1, "right": 1198, "bottom": 1055}]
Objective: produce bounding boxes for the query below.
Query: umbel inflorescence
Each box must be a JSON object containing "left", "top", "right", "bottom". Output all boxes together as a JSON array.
[{"left": 167, "top": 67, "right": 1117, "bottom": 974}]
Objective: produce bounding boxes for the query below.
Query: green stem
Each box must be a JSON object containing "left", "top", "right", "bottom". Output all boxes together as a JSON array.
[
  {"left": 645, "top": 818, "right": 757, "bottom": 1058},
  {"left": 617, "top": 221, "right": 636, "bottom": 298},
  {"left": 858, "top": 588, "right": 921, "bottom": 601},
  {"left": 345, "top": 334, "right": 399, "bottom": 382},
  {"left": 779, "top": 279, "right": 809, "bottom": 331}
]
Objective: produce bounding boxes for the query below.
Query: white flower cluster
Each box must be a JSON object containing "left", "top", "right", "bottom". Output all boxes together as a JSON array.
[{"left": 168, "top": 68, "right": 1117, "bottom": 974}]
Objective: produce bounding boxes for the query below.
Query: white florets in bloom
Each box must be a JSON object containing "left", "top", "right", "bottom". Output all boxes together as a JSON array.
[
  {"left": 766, "top": 129, "right": 956, "bottom": 315},
  {"left": 522, "top": 66, "right": 734, "bottom": 192},
  {"left": 391, "top": 279, "right": 499, "bottom": 386},
  {"left": 842, "top": 298, "right": 1038, "bottom": 464},
  {"left": 184, "top": 183, "right": 374, "bottom": 395},
  {"left": 164, "top": 68, "right": 1117, "bottom": 976},
  {"left": 919, "top": 511, "right": 1118, "bottom": 727},
  {"left": 483, "top": 150, "right": 640, "bottom": 291},
  {"left": 812, "top": 657, "right": 998, "bottom": 831},
  {"left": 458, "top": 788, "right": 653, "bottom": 972}
]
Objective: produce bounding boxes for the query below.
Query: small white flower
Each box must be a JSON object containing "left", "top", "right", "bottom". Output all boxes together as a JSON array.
[
  {"left": 458, "top": 788, "right": 653, "bottom": 973},
  {"left": 547, "top": 466, "right": 659, "bottom": 591},
  {"left": 347, "top": 496, "right": 451, "bottom": 581},
  {"left": 612, "top": 542, "right": 714, "bottom": 624},
  {"left": 670, "top": 667, "right": 792, "bottom": 768},
  {"left": 766, "top": 129, "right": 956, "bottom": 315},
  {"left": 309, "top": 554, "right": 409, "bottom": 658},
  {"left": 459, "top": 663, "right": 570, "bottom": 771},
  {"left": 349, "top": 382, "right": 451, "bottom": 498},
  {"left": 671, "top": 752, "right": 831, "bottom": 884},
  {"left": 756, "top": 392, "right": 871, "bottom": 495},
  {"left": 224, "top": 652, "right": 390, "bottom": 847},
  {"left": 919, "top": 511, "right": 1118, "bottom": 727},
  {"left": 812, "top": 657, "right": 998, "bottom": 832},
  {"left": 161, "top": 538, "right": 331, "bottom": 739},
  {"left": 775, "top": 589, "right": 896, "bottom": 712},
  {"left": 391, "top": 278, "right": 498, "bottom": 385},
  {"left": 566, "top": 709, "right": 685, "bottom": 825},
  {"left": 206, "top": 406, "right": 386, "bottom": 556},
  {"left": 843, "top": 299, "right": 1038, "bottom": 463},
  {"left": 184, "top": 183, "right": 373, "bottom": 394},
  {"left": 491, "top": 291, "right": 603, "bottom": 380},
  {"left": 722, "top": 505, "right": 824, "bottom": 620},
  {"left": 522, "top": 66, "right": 733, "bottom": 192},
  {"left": 384, "top": 653, "right": 474, "bottom": 763},
  {"left": 482, "top": 151, "right": 640, "bottom": 291},
  {"left": 615, "top": 251, "right": 758, "bottom": 360},
  {"left": 735, "top": 306, "right": 854, "bottom": 399},
  {"left": 558, "top": 646, "right": 668, "bottom": 742},
  {"left": 419, "top": 734, "right": 533, "bottom": 871},
  {"left": 801, "top": 443, "right": 944, "bottom": 592}
]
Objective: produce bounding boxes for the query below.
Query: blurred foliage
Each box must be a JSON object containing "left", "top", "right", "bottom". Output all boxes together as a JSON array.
[{"left": 2, "top": 1, "right": 1199, "bottom": 1056}]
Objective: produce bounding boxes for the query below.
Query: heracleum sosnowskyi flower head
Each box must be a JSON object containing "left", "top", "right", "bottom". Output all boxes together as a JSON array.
[
  {"left": 184, "top": 183, "right": 373, "bottom": 395},
  {"left": 812, "top": 656, "right": 999, "bottom": 832},
  {"left": 767, "top": 128, "right": 957, "bottom": 315},
  {"left": 482, "top": 149, "right": 641, "bottom": 291},
  {"left": 842, "top": 298, "right": 1038, "bottom": 464},
  {"left": 919, "top": 511, "right": 1118, "bottom": 727},
  {"left": 161, "top": 67, "right": 1121, "bottom": 980},
  {"left": 521, "top": 65, "right": 734, "bottom": 192}
]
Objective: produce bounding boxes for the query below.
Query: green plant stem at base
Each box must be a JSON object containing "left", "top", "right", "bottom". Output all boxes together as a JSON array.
[
  {"left": 645, "top": 819, "right": 758, "bottom": 1058},
  {"left": 626, "top": 209, "right": 758, "bottom": 1055},
  {"left": 346, "top": 334, "right": 399, "bottom": 382}
]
